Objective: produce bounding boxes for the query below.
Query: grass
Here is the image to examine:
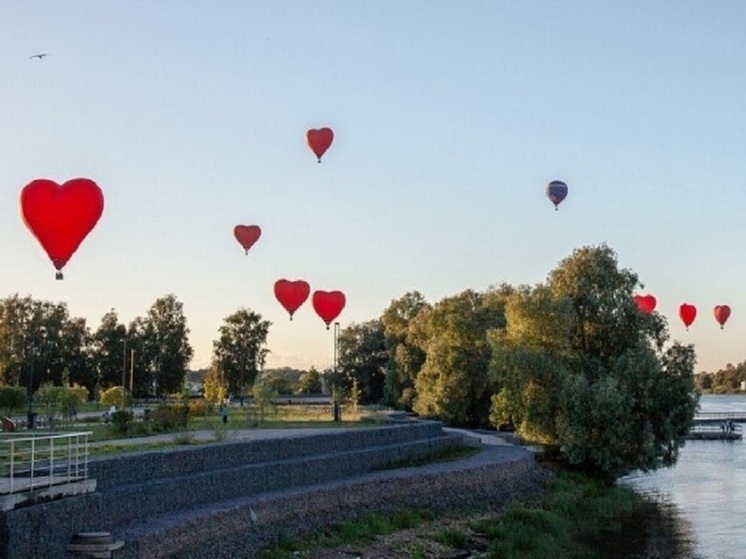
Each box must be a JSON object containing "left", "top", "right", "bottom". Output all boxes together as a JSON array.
[
  {"left": 256, "top": 509, "right": 436, "bottom": 559},
  {"left": 371, "top": 444, "right": 480, "bottom": 471},
  {"left": 256, "top": 471, "right": 649, "bottom": 559}
]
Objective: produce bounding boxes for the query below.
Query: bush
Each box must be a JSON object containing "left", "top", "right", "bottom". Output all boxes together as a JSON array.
[
  {"left": 188, "top": 398, "right": 208, "bottom": 417},
  {"left": 0, "top": 386, "right": 27, "bottom": 415},
  {"left": 110, "top": 410, "right": 133, "bottom": 435},
  {"left": 151, "top": 404, "right": 189, "bottom": 432}
]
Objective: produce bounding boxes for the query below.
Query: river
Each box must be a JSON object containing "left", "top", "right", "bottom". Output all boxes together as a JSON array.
[{"left": 618, "top": 394, "right": 746, "bottom": 559}]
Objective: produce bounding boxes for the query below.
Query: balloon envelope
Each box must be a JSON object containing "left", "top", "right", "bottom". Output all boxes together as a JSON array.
[
  {"left": 20, "top": 178, "right": 104, "bottom": 279},
  {"left": 312, "top": 290, "right": 346, "bottom": 328},
  {"left": 234, "top": 225, "right": 261, "bottom": 254},
  {"left": 274, "top": 279, "right": 310, "bottom": 319},
  {"left": 713, "top": 305, "right": 731, "bottom": 329},
  {"left": 306, "top": 128, "right": 334, "bottom": 162},
  {"left": 634, "top": 294, "right": 656, "bottom": 314},
  {"left": 546, "top": 180, "right": 568, "bottom": 210},
  {"left": 679, "top": 304, "right": 697, "bottom": 329}
]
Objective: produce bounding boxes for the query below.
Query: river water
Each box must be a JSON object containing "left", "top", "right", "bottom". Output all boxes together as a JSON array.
[{"left": 618, "top": 394, "right": 746, "bottom": 559}]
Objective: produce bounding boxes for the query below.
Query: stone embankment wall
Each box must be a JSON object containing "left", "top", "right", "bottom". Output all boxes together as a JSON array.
[{"left": 0, "top": 421, "right": 542, "bottom": 559}]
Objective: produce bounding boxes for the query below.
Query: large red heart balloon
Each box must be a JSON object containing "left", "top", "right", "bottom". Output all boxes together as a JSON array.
[
  {"left": 633, "top": 294, "right": 656, "bottom": 314},
  {"left": 312, "top": 290, "right": 346, "bottom": 329},
  {"left": 20, "top": 178, "right": 104, "bottom": 279},
  {"left": 679, "top": 303, "right": 697, "bottom": 330},
  {"left": 713, "top": 305, "right": 731, "bottom": 329},
  {"left": 274, "top": 279, "right": 310, "bottom": 319},
  {"left": 234, "top": 225, "right": 261, "bottom": 254},
  {"left": 305, "top": 128, "right": 334, "bottom": 163}
]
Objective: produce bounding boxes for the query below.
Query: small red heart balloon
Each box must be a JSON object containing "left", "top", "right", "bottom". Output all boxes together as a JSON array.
[
  {"left": 679, "top": 303, "right": 697, "bottom": 330},
  {"left": 20, "top": 178, "right": 104, "bottom": 279},
  {"left": 312, "top": 290, "right": 346, "bottom": 329},
  {"left": 274, "top": 279, "right": 311, "bottom": 319},
  {"left": 633, "top": 294, "right": 656, "bottom": 314},
  {"left": 713, "top": 305, "right": 731, "bottom": 329},
  {"left": 233, "top": 225, "right": 261, "bottom": 254},
  {"left": 305, "top": 128, "right": 334, "bottom": 163}
]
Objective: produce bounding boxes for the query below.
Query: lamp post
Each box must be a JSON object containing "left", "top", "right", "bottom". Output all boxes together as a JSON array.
[
  {"left": 129, "top": 349, "right": 135, "bottom": 408},
  {"left": 332, "top": 321, "right": 340, "bottom": 422},
  {"left": 121, "top": 339, "right": 127, "bottom": 393},
  {"left": 27, "top": 341, "right": 35, "bottom": 429}
]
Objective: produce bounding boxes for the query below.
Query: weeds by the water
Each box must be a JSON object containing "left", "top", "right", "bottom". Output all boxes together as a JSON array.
[
  {"left": 257, "top": 471, "right": 647, "bottom": 559},
  {"left": 256, "top": 508, "right": 436, "bottom": 558}
]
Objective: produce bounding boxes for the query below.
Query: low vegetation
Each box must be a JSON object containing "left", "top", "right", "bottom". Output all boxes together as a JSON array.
[{"left": 257, "top": 471, "right": 647, "bottom": 559}]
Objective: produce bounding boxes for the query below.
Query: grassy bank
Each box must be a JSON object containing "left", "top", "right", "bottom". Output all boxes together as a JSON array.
[{"left": 257, "top": 471, "right": 646, "bottom": 558}]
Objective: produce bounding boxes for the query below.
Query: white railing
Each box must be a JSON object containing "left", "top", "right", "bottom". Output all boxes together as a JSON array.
[{"left": 0, "top": 432, "right": 92, "bottom": 495}]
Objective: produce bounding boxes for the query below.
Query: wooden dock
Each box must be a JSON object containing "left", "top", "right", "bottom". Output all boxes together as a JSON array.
[{"left": 686, "top": 423, "right": 742, "bottom": 440}]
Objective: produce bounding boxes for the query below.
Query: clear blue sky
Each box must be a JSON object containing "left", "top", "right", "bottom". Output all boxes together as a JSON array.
[{"left": 2, "top": 1, "right": 745, "bottom": 373}]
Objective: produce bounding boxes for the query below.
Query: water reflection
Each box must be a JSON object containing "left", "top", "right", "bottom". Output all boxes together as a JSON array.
[{"left": 616, "top": 395, "right": 746, "bottom": 559}]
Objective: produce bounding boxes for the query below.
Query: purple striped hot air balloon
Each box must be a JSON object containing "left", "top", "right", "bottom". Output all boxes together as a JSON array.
[{"left": 546, "top": 180, "right": 568, "bottom": 210}]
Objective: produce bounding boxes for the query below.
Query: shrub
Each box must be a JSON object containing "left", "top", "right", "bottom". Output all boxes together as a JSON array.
[
  {"left": 188, "top": 398, "right": 208, "bottom": 417},
  {"left": 151, "top": 404, "right": 189, "bottom": 432},
  {"left": 110, "top": 410, "right": 133, "bottom": 435}
]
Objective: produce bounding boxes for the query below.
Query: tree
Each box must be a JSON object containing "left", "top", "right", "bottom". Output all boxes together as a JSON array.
[
  {"left": 490, "top": 245, "right": 698, "bottom": 482},
  {"left": 413, "top": 287, "right": 511, "bottom": 427},
  {"left": 0, "top": 386, "right": 26, "bottom": 415},
  {"left": 212, "top": 308, "right": 270, "bottom": 404},
  {"left": 381, "top": 291, "right": 430, "bottom": 409},
  {"left": 92, "top": 310, "right": 127, "bottom": 391},
  {"left": 0, "top": 295, "right": 94, "bottom": 392},
  {"left": 336, "top": 320, "right": 388, "bottom": 404},
  {"left": 202, "top": 363, "right": 226, "bottom": 408},
  {"left": 142, "top": 295, "right": 194, "bottom": 397},
  {"left": 297, "top": 367, "right": 322, "bottom": 394}
]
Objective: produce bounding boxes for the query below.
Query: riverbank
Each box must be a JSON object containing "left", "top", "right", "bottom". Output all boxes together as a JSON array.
[{"left": 256, "top": 468, "right": 649, "bottom": 559}]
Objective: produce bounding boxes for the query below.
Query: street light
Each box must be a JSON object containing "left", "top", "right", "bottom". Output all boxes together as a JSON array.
[
  {"left": 27, "top": 340, "right": 36, "bottom": 429},
  {"left": 121, "top": 339, "right": 127, "bottom": 393},
  {"left": 332, "top": 321, "right": 340, "bottom": 422}
]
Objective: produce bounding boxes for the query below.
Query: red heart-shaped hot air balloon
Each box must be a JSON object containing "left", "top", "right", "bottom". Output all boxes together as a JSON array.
[
  {"left": 306, "top": 128, "right": 334, "bottom": 163},
  {"left": 20, "top": 178, "right": 104, "bottom": 279},
  {"left": 312, "top": 290, "right": 346, "bottom": 329},
  {"left": 274, "top": 279, "right": 310, "bottom": 319},
  {"left": 679, "top": 304, "right": 697, "bottom": 330},
  {"left": 713, "top": 305, "right": 731, "bottom": 330},
  {"left": 634, "top": 294, "right": 657, "bottom": 314},
  {"left": 234, "top": 225, "right": 261, "bottom": 254}
]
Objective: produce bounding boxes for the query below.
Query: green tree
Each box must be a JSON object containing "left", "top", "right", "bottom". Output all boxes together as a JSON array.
[
  {"left": 142, "top": 295, "right": 194, "bottom": 397},
  {"left": 100, "top": 386, "right": 133, "bottom": 410},
  {"left": 297, "top": 367, "right": 322, "bottom": 394},
  {"left": 91, "top": 309, "right": 128, "bottom": 391},
  {"left": 252, "top": 379, "right": 277, "bottom": 422},
  {"left": 336, "top": 320, "right": 388, "bottom": 404},
  {"left": 490, "top": 245, "right": 698, "bottom": 482},
  {"left": 202, "top": 363, "right": 226, "bottom": 408},
  {"left": 381, "top": 291, "right": 430, "bottom": 409},
  {"left": 0, "top": 295, "right": 94, "bottom": 393},
  {"left": 413, "top": 287, "right": 511, "bottom": 427},
  {"left": 212, "top": 308, "right": 270, "bottom": 404},
  {"left": 0, "top": 386, "right": 27, "bottom": 415}
]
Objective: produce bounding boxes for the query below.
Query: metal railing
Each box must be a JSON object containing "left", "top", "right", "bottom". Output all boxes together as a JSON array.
[
  {"left": 694, "top": 412, "right": 746, "bottom": 422},
  {"left": 0, "top": 432, "right": 92, "bottom": 495}
]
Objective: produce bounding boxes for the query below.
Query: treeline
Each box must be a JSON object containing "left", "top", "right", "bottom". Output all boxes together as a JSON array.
[
  {"left": 697, "top": 362, "right": 746, "bottom": 393},
  {"left": 0, "top": 244, "right": 700, "bottom": 481},
  {"left": 324, "top": 245, "right": 698, "bottom": 481},
  {"left": 0, "top": 293, "right": 194, "bottom": 399}
]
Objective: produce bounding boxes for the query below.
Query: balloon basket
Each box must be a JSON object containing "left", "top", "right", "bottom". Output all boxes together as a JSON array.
[{"left": 55, "top": 272, "right": 63, "bottom": 280}]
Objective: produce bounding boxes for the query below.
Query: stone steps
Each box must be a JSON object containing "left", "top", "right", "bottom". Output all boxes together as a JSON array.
[{"left": 1, "top": 421, "right": 475, "bottom": 559}]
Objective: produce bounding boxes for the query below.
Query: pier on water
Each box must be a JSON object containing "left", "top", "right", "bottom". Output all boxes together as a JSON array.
[{"left": 688, "top": 412, "right": 745, "bottom": 440}]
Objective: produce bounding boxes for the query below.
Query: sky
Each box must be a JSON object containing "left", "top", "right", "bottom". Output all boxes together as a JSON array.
[{"left": 1, "top": 1, "right": 745, "bottom": 374}]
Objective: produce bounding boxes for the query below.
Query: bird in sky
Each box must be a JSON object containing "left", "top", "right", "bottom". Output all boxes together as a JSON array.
[{"left": 29, "top": 53, "right": 49, "bottom": 60}]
